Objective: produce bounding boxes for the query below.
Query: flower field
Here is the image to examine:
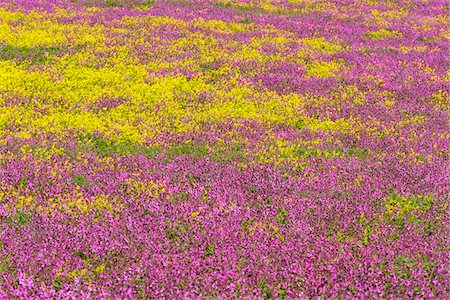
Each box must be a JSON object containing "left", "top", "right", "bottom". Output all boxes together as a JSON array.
[{"left": 0, "top": 0, "right": 449, "bottom": 298}]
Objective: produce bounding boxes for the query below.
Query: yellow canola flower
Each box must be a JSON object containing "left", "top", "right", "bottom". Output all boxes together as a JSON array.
[
  {"left": 300, "top": 37, "right": 342, "bottom": 54},
  {"left": 0, "top": 8, "right": 106, "bottom": 48},
  {"left": 194, "top": 18, "right": 252, "bottom": 34},
  {"left": 67, "top": 268, "right": 88, "bottom": 279},
  {"left": 94, "top": 264, "right": 105, "bottom": 274},
  {"left": 365, "top": 28, "right": 402, "bottom": 40},
  {"left": 305, "top": 60, "right": 342, "bottom": 78}
]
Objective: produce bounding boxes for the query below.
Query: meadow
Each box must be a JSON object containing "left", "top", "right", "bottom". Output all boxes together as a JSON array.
[{"left": 0, "top": 0, "right": 448, "bottom": 298}]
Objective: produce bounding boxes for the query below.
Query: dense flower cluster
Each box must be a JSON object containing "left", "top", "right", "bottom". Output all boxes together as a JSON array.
[{"left": 0, "top": 0, "right": 448, "bottom": 298}]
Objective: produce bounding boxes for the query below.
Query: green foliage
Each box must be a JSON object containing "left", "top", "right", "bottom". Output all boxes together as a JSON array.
[
  {"left": 166, "top": 0, "right": 195, "bottom": 8},
  {"left": 53, "top": 276, "right": 64, "bottom": 292},
  {"left": 78, "top": 134, "right": 162, "bottom": 157},
  {"left": 74, "top": 250, "right": 88, "bottom": 261},
  {"left": 259, "top": 279, "right": 274, "bottom": 300},
  {"left": 167, "top": 142, "right": 208, "bottom": 159},
  {"left": 390, "top": 232, "right": 399, "bottom": 241},
  {"left": 0, "top": 44, "right": 64, "bottom": 64},
  {"left": 212, "top": 1, "right": 232, "bottom": 8},
  {"left": 423, "top": 220, "right": 436, "bottom": 236},
  {"left": 71, "top": 174, "right": 89, "bottom": 187},
  {"left": 293, "top": 146, "right": 368, "bottom": 159},
  {"left": 104, "top": 0, "right": 123, "bottom": 7},
  {"left": 213, "top": 142, "right": 246, "bottom": 163},
  {"left": 277, "top": 208, "right": 288, "bottom": 225},
  {"left": 77, "top": 134, "right": 213, "bottom": 160},
  {"left": 165, "top": 227, "right": 180, "bottom": 242},
  {"left": 12, "top": 211, "right": 30, "bottom": 226},
  {"left": 135, "top": 276, "right": 144, "bottom": 285},
  {"left": 18, "top": 177, "right": 27, "bottom": 188},
  {"left": 139, "top": 0, "right": 155, "bottom": 7},
  {"left": 241, "top": 218, "right": 251, "bottom": 231},
  {"left": 238, "top": 17, "right": 250, "bottom": 24},
  {"left": 102, "top": 0, "right": 155, "bottom": 7},
  {"left": 294, "top": 118, "right": 305, "bottom": 130},
  {"left": 276, "top": 285, "right": 287, "bottom": 298},
  {"left": 170, "top": 191, "right": 190, "bottom": 204},
  {"left": 0, "top": 257, "right": 10, "bottom": 273},
  {"left": 204, "top": 244, "right": 215, "bottom": 257},
  {"left": 199, "top": 61, "right": 219, "bottom": 72},
  {"left": 177, "top": 280, "right": 185, "bottom": 288}
]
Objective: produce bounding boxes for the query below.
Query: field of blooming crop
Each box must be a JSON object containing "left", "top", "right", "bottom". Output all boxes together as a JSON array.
[{"left": 0, "top": 0, "right": 448, "bottom": 298}]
